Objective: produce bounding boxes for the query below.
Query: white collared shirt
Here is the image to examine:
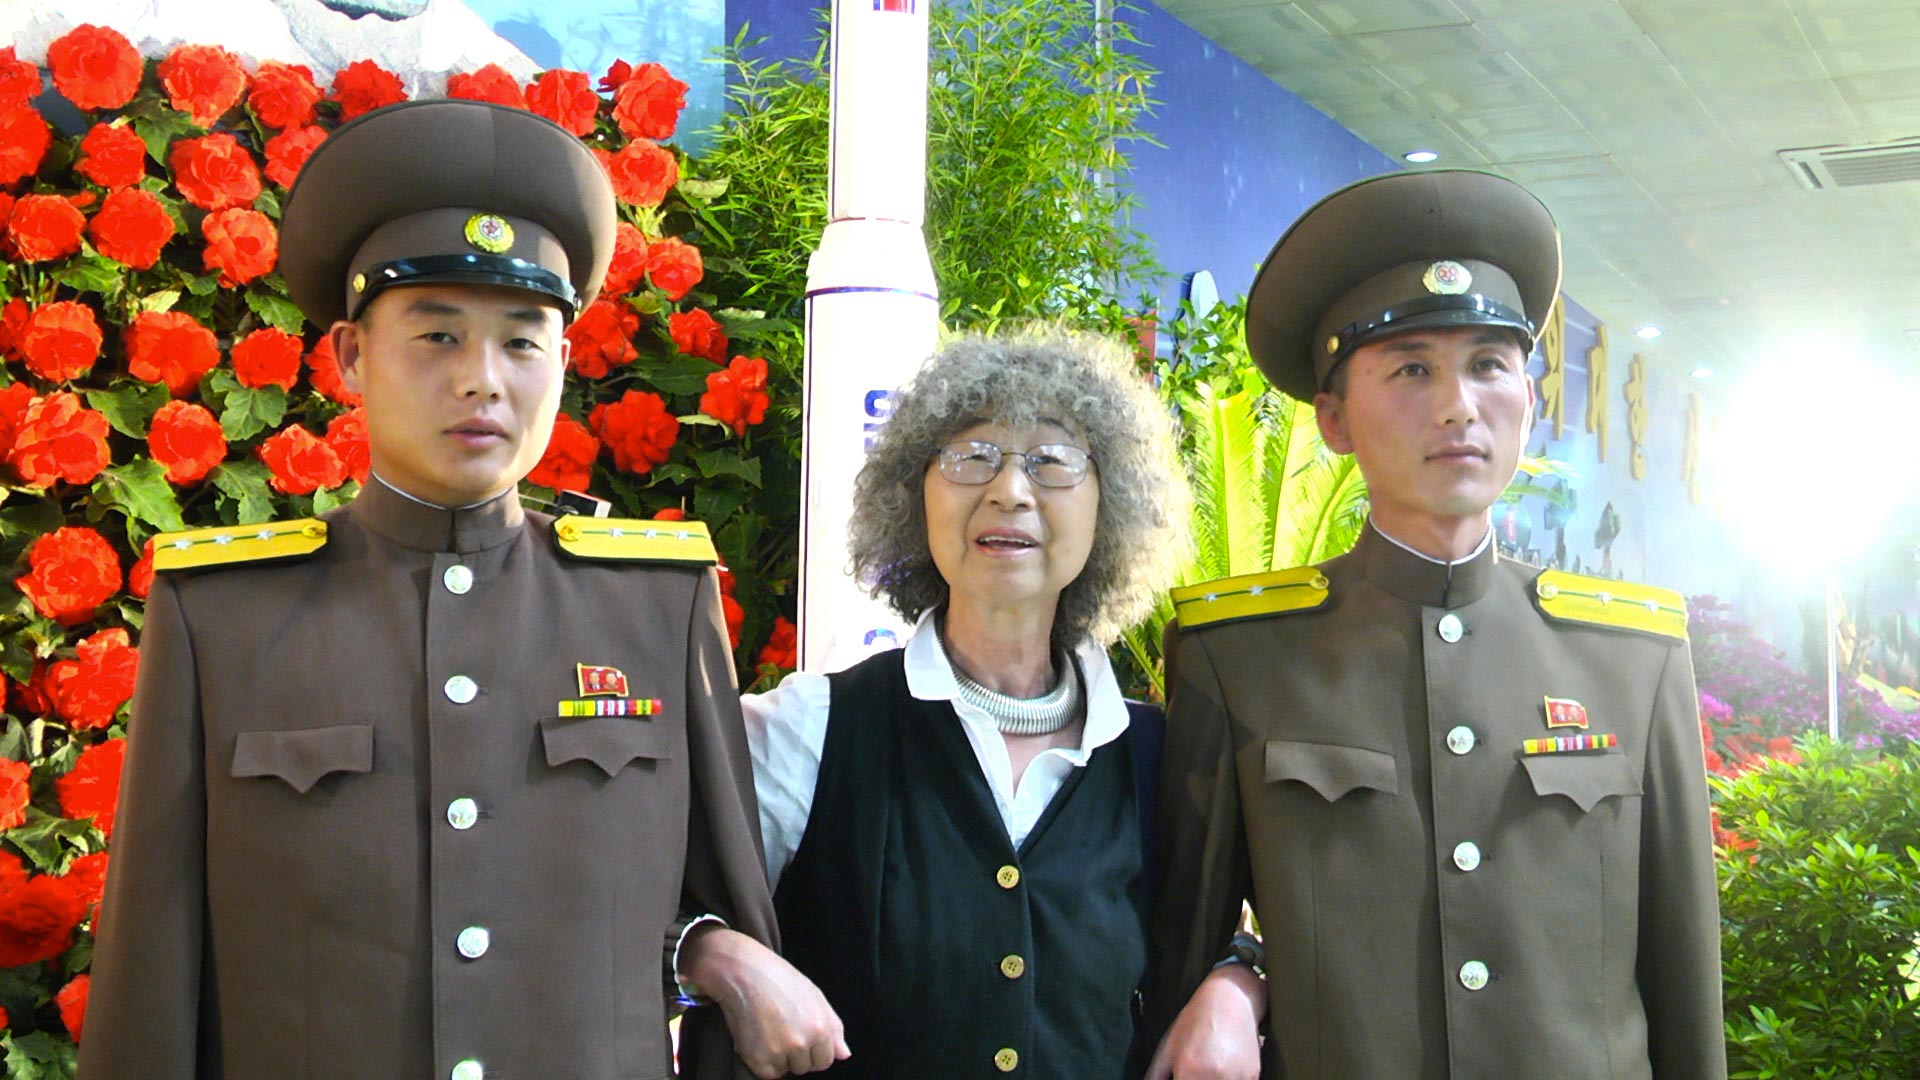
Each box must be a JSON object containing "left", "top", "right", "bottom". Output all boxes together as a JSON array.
[
  {"left": 742, "top": 608, "right": 1131, "bottom": 891},
  {"left": 1372, "top": 520, "right": 1494, "bottom": 566}
]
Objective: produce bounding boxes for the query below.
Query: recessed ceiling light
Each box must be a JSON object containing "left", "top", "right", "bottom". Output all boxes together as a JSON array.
[
  {"left": 1635, "top": 325, "right": 1662, "bottom": 340},
  {"left": 1691, "top": 366, "right": 1713, "bottom": 379},
  {"left": 1403, "top": 150, "right": 1439, "bottom": 163}
]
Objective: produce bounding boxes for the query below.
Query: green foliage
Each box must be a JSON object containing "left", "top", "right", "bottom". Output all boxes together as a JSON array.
[{"left": 1714, "top": 740, "right": 1920, "bottom": 1077}]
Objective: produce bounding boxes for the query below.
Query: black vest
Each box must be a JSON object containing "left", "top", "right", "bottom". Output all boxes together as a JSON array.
[{"left": 773, "top": 648, "right": 1148, "bottom": 1079}]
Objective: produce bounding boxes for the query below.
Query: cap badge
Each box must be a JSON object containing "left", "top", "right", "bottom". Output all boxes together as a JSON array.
[
  {"left": 464, "top": 212, "right": 515, "bottom": 254},
  {"left": 1544, "top": 695, "right": 1589, "bottom": 729},
  {"left": 1422, "top": 259, "right": 1472, "bottom": 295},
  {"left": 1326, "top": 334, "right": 1341, "bottom": 355}
]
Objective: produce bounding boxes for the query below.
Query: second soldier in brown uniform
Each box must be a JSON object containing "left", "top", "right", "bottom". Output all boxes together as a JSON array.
[
  {"left": 79, "top": 100, "right": 788, "bottom": 1079},
  {"left": 1144, "top": 170, "right": 1726, "bottom": 1079}
]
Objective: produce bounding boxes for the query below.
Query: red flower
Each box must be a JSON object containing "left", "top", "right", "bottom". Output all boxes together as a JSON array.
[
  {"left": 669, "top": 308, "right": 728, "bottom": 364},
  {"left": 263, "top": 124, "right": 327, "bottom": 189},
  {"left": 257, "top": 424, "right": 347, "bottom": 495},
  {"left": 564, "top": 298, "right": 639, "bottom": 378},
  {"left": 525, "top": 68, "right": 599, "bottom": 137},
  {"left": 88, "top": 187, "right": 176, "bottom": 270},
  {"left": 0, "top": 103, "right": 50, "bottom": 187},
  {"left": 644, "top": 237, "right": 703, "bottom": 301},
  {"left": 20, "top": 301, "right": 103, "bottom": 382},
  {"left": 55, "top": 974, "right": 89, "bottom": 1043},
  {"left": 757, "top": 616, "right": 799, "bottom": 671},
  {"left": 721, "top": 593, "right": 744, "bottom": 651},
  {"left": 0, "top": 47, "right": 42, "bottom": 109},
  {"left": 331, "top": 59, "right": 407, "bottom": 121},
  {"left": 147, "top": 399, "right": 226, "bottom": 485},
  {"left": 526, "top": 411, "right": 598, "bottom": 491},
  {"left": 601, "top": 139, "right": 678, "bottom": 207},
  {"left": 201, "top": 207, "right": 278, "bottom": 286},
  {"left": 128, "top": 538, "right": 155, "bottom": 600},
  {"left": 9, "top": 393, "right": 110, "bottom": 488},
  {"left": 46, "top": 25, "right": 142, "bottom": 112},
  {"left": 305, "top": 335, "right": 362, "bottom": 405},
  {"left": 0, "top": 759, "right": 27, "bottom": 829},
  {"left": 8, "top": 194, "right": 86, "bottom": 263},
  {"left": 158, "top": 44, "right": 248, "bottom": 127},
  {"left": 169, "top": 133, "right": 263, "bottom": 212},
  {"left": 0, "top": 297, "right": 26, "bottom": 360},
  {"left": 447, "top": 64, "right": 524, "bottom": 108},
  {"left": 75, "top": 122, "right": 146, "bottom": 190},
  {"left": 63, "top": 852, "right": 109, "bottom": 915},
  {"left": 699, "top": 355, "right": 770, "bottom": 435},
  {"left": 231, "top": 327, "right": 303, "bottom": 389},
  {"left": 602, "top": 222, "right": 649, "bottom": 296},
  {"left": 49, "top": 629, "right": 139, "bottom": 730},
  {"left": 57, "top": 737, "right": 127, "bottom": 839},
  {"left": 653, "top": 507, "right": 686, "bottom": 521},
  {"left": 599, "top": 60, "right": 634, "bottom": 94},
  {"left": 16, "top": 526, "right": 122, "bottom": 625},
  {"left": 325, "top": 407, "right": 370, "bottom": 484},
  {"left": 611, "top": 63, "right": 688, "bottom": 141},
  {"left": 0, "top": 868, "right": 89, "bottom": 968},
  {"left": 0, "top": 381, "right": 35, "bottom": 459},
  {"left": 589, "top": 389, "right": 679, "bottom": 475},
  {"left": 247, "top": 60, "right": 322, "bottom": 130},
  {"left": 126, "top": 311, "right": 220, "bottom": 397}
]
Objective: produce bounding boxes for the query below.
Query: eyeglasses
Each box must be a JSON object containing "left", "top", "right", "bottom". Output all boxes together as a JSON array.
[{"left": 933, "top": 441, "right": 1094, "bottom": 488}]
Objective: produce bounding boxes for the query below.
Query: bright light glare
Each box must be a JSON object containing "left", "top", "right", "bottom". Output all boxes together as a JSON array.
[
  {"left": 1403, "top": 150, "right": 1439, "bottom": 163},
  {"left": 1691, "top": 366, "right": 1713, "bottom": 379},
  {"left": 1635, "top": 325, "right": 1662, "bottom": 340},
  {"left": 1717, "top": 353, "right": 1918, "bottom": 574}
]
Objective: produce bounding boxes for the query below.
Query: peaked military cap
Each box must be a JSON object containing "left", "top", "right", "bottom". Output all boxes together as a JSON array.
[
  {"left": 1246, "top": 169, "right": 1562, "bottom": 402},
  {"left": 279, "top": 98, "right": 616, "bottom": 327}
]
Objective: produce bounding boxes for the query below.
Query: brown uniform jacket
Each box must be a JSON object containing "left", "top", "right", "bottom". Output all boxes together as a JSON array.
[
  {"left": 79, "top": 480, "right": 775, "bottom": 1080},
  {"left": 1146, "top": 524, "right": 1725, "bottom": 1079}
]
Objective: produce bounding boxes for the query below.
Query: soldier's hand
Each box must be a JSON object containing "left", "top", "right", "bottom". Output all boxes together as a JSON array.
[
  {"left": 680, "top": 926, "right": 849, "bottom": 1077},
  {"left": 1144, "top": 963, "right": 1264, "bottom": 1080}
]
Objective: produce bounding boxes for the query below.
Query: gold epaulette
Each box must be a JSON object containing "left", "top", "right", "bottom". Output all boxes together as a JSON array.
[
  {"left": 1171, "top": 566, "right": 1331, "bottom": 630},
  {"left": 1533, "top": 569, "right": 1687, "bottom": 642},
  {"left": 152, "top": 519, "right": 329, "bottom": 573},
  {"left": 553, "top": 516, "right": 717, "bottom": 566}
]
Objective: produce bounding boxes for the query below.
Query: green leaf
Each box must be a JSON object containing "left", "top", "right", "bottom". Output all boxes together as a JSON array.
[
  {"left": 138, "top": 288, "right": 182, "bottom": 313},
  {"left": 312, "top": 479, "right": 360, "bottom": 515},
  {"left": 647, "top": 462, "right": 697, "bottom": 486},
  {"left": 133, "top": 110, "right": 197, "bottom": 165},
  {"left": 210, "top": 460, "right": 276, "bottom": 524},
  {"left": 0, "top": 717, "right": 25, "bottom": 760},
  {"left": 53, "top": 254, "right": 125, "bottom": 295},
  {"left": 252, "top": 187, "right": 281, "bottom": 217},
  {"left": 245, "top": 288, "right": 306, "bottom": 334},
  {"left": 83, "top": 382, "right": 169, "bottom": 439},
  {"left": 693, "top": 485, "right": 748, "bottom": 525},
  {"left": 692, "top": 448, "right": 763, "bottom": 487},
  {"left": 185, "top": 272, "right": 221, "bottom": 297},
  {"left": 676, "top": 176, "right": 730, "bottom": 202},
  {"left": 217, "top": 385, "right": 287, "bottom": 441},
  {"left": 644, "top": 355, "right": 722, "bottom": 396},
  {"left": 90, "top": 459, "right": 188, "bottom": 534},
  {"left": 6, "top": 807, "right": 97, "bottom": 872}
]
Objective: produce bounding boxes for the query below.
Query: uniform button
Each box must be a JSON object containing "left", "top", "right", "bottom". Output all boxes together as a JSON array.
[
  {"left": 995, "top": 865, "right": 1020, "bottom": 889},
  {"left": 456, "top": 926, "right": 490, "bottom": 959},
  {"left": 1452, "top": 841, "right": 1482, "bottom": 872},
  {"left": 993, "top": 1048, "right": 1019, "bottom": 1072},
  {"left": 1445, "top": 726, "right": 1476, "bottom": 755},
  {"left": 1437, "top": 613, "right": 1464, "bottom": 643},
  {"left": 1459, "top": 960, "right": 1489, "bottom": 990},
  {"left": 444, "top": 675, "right": 478, "bottom": 704},
  {"left": 447, "top": 798, "right": 479, "bottom": 830},
  {"left": 999, "top": 954, "right": 1025, "bottom": 979},
  {"left": 443, "top": 564, "right": 474, "bottom": 594},
  {"left": 451, "top": 1060, "right": 484, "bottom": 1080}
]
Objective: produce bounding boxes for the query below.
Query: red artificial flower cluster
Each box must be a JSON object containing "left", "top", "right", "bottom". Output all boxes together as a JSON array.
[
  {"left": 591, "top": 389, "right": 679, "bottom": 475},
  {"left": 757, "top": 616, "right": 798, "bottom": 671},
  {"left": 565, "top": 298, "right": 640, "bottom": 378},
  {"left": 528, "top": 412, "right": 600, "bottom": 492},
  {"left": 669, "top": 309, "right": 728, "bottom": 364},
  {"left": 700, "top": 356, "right": 771, "bottom": 436}
]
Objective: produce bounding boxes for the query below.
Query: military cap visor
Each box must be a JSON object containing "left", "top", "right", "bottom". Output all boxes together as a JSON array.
[
  {"left": 1246, "top": 170, "right": 1562, "bottom": 401},
  {"left": 278, "top": 99, "right": 616, "bottom": 327}
]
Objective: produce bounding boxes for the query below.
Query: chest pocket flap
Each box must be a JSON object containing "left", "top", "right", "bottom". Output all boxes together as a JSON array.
[
  {"left": 1264, "top": 740, "right": 1397, "bottom": 802},
  {"left": 231, "top": 724, "right": 373, "bottom": 794},
  {"left": 1521, "top": 751, "right": 1642, "bottom": 812},
  {"left": 540, "top": 716, "right": 673, "bottom": 777}
]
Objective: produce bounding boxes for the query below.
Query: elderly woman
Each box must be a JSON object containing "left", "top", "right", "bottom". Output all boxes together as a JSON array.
[{"left": 729, "top": 327, "right": 1201, "bottom": 1078}]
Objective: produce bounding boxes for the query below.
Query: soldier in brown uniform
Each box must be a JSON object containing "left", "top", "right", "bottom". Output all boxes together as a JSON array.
[
  {"left": 1144, "top": 170, "right": 1726, "bottom": 1078},
  {"left": 78, "top": 100, "right": 780, "bottom": 1080}
]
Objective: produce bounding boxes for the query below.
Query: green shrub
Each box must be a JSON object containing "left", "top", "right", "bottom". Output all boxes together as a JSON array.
[{"left": 1714, "top": 739, "right": 1920, "bottom": 1077}]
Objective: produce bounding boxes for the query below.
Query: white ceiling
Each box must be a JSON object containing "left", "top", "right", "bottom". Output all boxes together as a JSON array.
[{"left": 1156, "top": 0, "right": 1920, "bottom": 388}]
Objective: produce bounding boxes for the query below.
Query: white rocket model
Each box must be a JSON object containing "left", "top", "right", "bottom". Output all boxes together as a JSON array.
[{"left": 798, "top": 0, "right": 940, "bottom": 671}]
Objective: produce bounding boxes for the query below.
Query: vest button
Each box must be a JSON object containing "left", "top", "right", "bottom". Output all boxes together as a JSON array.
[
  {"left": 443, "top": 564, "right": 474, "bottom": 594},
  {"left": 995, "top": 865, "right": 1020, "bottom": 889},
  {"left": 1445, "top": 726, "right": 1476, "bottom": 755},
  {"left": 1437, "top": 613, "right": 1465, "bottom": 643},
  {"left": 1459, "top": 960, "right": 1490, "bottom": 991},
  {"left": 999, "top": 954, "right": 1025, "bottom": 979},
  {"left": 1452, "top": 841, "right": 1482, "bottom": 872},
  {"left": 993, "top": 1048, "right": 1019, "bottom": 1072},
  {"left": 451, "top": 1060, "right": 484, "bottom": 1080}
]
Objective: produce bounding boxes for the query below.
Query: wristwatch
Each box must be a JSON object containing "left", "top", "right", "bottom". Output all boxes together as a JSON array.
[{"left": 1213, "top": 930, "right": 1266, "bottom": 978}]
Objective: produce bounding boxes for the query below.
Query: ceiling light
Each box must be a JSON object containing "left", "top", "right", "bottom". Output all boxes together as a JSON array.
[
  {"left": 1634, "top": 325, "right": 1662, "bottom": 340},
  {"left": 1403, "top": 150, "right": 1438, "bottom": 163},
  {"left": 1690, "top": 366, "right": 1712, "bottom": 379}
]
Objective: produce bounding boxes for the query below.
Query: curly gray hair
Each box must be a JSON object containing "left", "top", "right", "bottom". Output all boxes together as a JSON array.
[{"left": 848, "top": 327, "right": 1190, "bottom": 646}]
